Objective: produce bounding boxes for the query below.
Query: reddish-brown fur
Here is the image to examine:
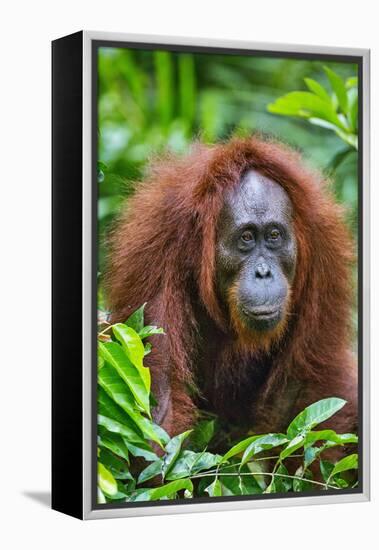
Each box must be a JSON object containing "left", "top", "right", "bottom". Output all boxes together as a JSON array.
[{"left": 105, "top": 136, "right": 357, "bottom": 440}]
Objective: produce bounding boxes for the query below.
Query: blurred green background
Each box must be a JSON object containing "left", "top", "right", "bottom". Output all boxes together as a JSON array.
[{"left": 97, "top": 46, "right": 358, "bottom": 333}]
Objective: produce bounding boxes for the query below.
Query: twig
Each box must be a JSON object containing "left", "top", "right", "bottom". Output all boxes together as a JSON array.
[{"left": 190, "top": 470, "right": 332, "bottom": 490}]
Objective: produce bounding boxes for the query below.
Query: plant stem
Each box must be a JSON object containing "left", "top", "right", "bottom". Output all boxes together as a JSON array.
[{"left": 190, "top": 471, "right": 332, "bottom": 490}]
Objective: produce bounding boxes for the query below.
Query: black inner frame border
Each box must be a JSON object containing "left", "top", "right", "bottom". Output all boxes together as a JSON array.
[{"left": 91, "top": 39, "right": 364, "bottom": 511}]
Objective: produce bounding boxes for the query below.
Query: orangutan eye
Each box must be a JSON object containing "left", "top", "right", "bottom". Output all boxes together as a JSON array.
[
  {"left": 269, "top": 229, "right": 280, "bottom": 240},
  {"left": 241, "top": 230, "right": 254, "bottom": 242}
]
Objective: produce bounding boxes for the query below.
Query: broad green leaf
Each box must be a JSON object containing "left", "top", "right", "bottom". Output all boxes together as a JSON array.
[
  {"left": 125, "top": 441, "right": 159, "bottom": 462},
  {"left": 189, "top": 419, "right": 216, "bottom": 451},
  {"left": 98, "top": 385, "right": 138, "bottom": 429},
  {"left": 320, "top": 460, "right": 334, "bottom": 483},
  {"left": 272, "top": 463, "right": 292, "bottom": 493},
  {"left": 246, "top": 460, "right": 267, "bottom": 491},
  {"left": 98, "top": 342, "right": 150, "bottom": 415},
  {"left": 138, "top": 460, "right": 163, "bottom": 484},
  {"left": 304, "top": 78, "right": 331, "bottom": 103},
  {"left": 205, "top": 478, "right": 222, "bottom": 497},
  {"left": 98, "top": 364, "right": 159, "bottom": 442},
  {"left": 98, "top": 429, "right": 130, "bottom": 462},
  {"left": 104, "top": 484, "right": 128, "bottom": 502},
  {"left": 308, "top": 117, "right": 342, "bottom": 132},
  {"left": 99, "top": 448, "right": 133, "bottom": 481},
  {"left": 286, "top": 398, "right": 346, "bottom": 439},
  {"left": 133, "top": 479, "right": 193, "bottom": 501},
  {"left": 112, "top": 324, "right": 150, "bottom": 392},
  {"left": 124, "top": 303, "right": 146, "bottom": 332},
  {"left": 138, "top": 325, "right": 165, "bottom": 339},
  {"left": 324, "top": 66, "right": 348, "bottom": 114},
  {"left": 304, "top": 430, "right": 357, "bottom": 449},
  {"left": 162, "top": 430, "right": 192, "bottom": 478},
  {"left": 304, "top": 446, "right": 319, "bottom": 468},
  {"left": 329, "top": 453, "right": 358, "bottom": 479},
  {"left": 151, "top": 423, "right": 170, "bottom": 446},
  {"left": 98, "top": 462, "right": 118, "bottom": 496},
  {"left": 241, "top": 434, "right": 288, "bottom": 467},
  {"left": 98, "top": 414, "right": 144, "bottom": 445},
  {"left": 166, "top": 450, "right": 221, "bottom": 480},
  {"left": 221, "top": 435, "right": 261, "bottom": 463},
  {"left": 218, "top": 468, "right": 262, "bottom": 496},
  {"left": 280, "top": 434, "right": 305, "bottom": 460},
  {"left": 268, "top": 91, "right": 346, "bottom": 130}
]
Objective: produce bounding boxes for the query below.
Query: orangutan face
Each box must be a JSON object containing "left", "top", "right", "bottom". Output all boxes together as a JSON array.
[{"left": 216, "top": 169, "right": 297, "bottom": 334}]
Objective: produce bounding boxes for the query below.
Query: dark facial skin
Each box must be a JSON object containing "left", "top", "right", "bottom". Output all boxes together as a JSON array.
[{"left": 216, "top": 169, "right": 297, "bottom": 332}]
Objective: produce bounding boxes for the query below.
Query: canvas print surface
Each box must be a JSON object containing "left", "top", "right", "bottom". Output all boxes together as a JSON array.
[{"left": 95, "top": 45, "right": 360, "bottom": 506}]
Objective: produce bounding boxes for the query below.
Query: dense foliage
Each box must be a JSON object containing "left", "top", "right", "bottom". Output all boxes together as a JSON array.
[{"left": 97, "top": 305, "right": 358, "bottom": 504}]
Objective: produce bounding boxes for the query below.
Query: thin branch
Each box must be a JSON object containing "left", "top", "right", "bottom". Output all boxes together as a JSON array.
[
  {"left": 190, "top": 470, "right": 332, "bottom": 490},
  {"left": 98, "top": 324, "right": 113, "bottom": 338}
]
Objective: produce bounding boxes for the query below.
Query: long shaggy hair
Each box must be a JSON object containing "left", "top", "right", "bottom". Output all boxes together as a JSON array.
[{"left": 105, "top": 136, "right": 356, "bottom": 435}]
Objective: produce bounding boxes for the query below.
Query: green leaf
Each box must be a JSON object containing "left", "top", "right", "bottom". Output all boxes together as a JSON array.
[
  {"left": 268, "top": 91, "right": 346, "bottom": 130},
  {"left": 324, "top": 66, "right": 349, "bottom": 115},
  {"left": 98, "top": 462, "right": 118, "bottom": 496},
  {"left": 329, "top": 454, "right": 358, "bottom": 479},
  {"left": 320, "top": 460, "right": 334, "bottom": 483},
  {"left": 219, "top": 467, "right": 262, "bottom": 496},
  {"left": 98, "top": 385, "right": 139, "bottom": 430},
  {"left": 280, "top": 434, "right": 305, "bottom": 460},
  {"left": 99, "top": 448, "right": 133, "bottom": 481},
  {"left": 151, "top": 423, "right": 170, "bottom": 446},
  {"left": 98, "top": 429, "right": 130, "bottom": 462},
  {"left": 98, "top": 414, "right": 144, "bottom": 445},
  {"left": 112, "top": 324, "right": 150, "bottom": 392},
  {"left": 138, "top": 460, "right": 163, "bottom": 484},
  {"left": 98, "top": 341, "right": 150, "bottom": 415},
  {"left": 304, "top": 78, "right": 331, "bottom": 103},
  {"left": 304, "top": 446, "right": 320, "bottom": 468},
  {"left": 162, "top": 430, "right": 192, "bottom": 478},
  {"left": 166, "top": 450, "right": 221, "bottom": 480},
  {"left": 124, "top": 303, "right": 146, "bottom": 333},
  {"left": 98, "top": 364, "right": 158, "bottom": 442},
  {"left": 138, "top": 325, "right": 165, "bottom": 339},
  {"left": 304, "top": 430, "right": 358, "bottom": 449},
  {"left": 125, "top": 441, "right": 159, "bottom": 462},
  {"left": 272, "top": 463, "right": 292, "bottom": 493},
  {"left": 189, "top": 419, "right": 216, "bottom": 451},
  {"left": 241, "top": 434, "right": 288, "bottom": 467},
  {"left": 205, "top": 478, "right": 222, "bottom": 497},
  {"left": 286, "top": 398, "right": 346, "bottom": 439},
  {"left": 293, "top": 466, "right": 314, "bottom": 492},
  {"left": 133, "top": 479, "right": 193, "bottom": 501},
  {"left": 221, "top": 435, "right": 261, "bottom": 463},
  {"left": 246, "top": 460, "right": 267, "bottom": 491}
]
